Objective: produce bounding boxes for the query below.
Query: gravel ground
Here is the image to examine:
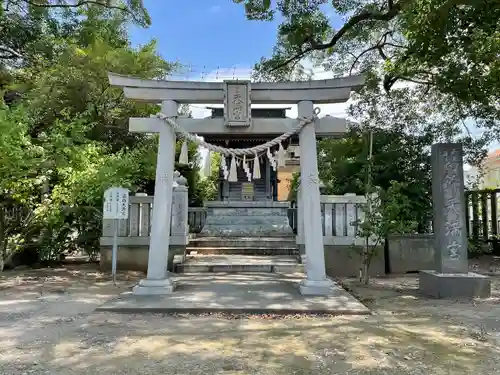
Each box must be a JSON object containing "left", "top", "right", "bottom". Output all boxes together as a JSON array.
[{"left": 1, "top": 261, "right": 500, "bottom": 374}]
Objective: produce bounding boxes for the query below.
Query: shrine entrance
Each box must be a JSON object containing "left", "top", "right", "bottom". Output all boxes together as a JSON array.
[
  {"left": 207, "top": 106, "right": 290, "bottom": 202},
  {"left": 108, "top": 72, "right": 364, "bottom": 296}
]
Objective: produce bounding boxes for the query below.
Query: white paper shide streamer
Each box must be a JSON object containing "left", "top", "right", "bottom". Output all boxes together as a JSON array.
[
  {"left": 252, "top": 153, "right": 261, "bottom": 179},
  {"left": 178, "top": 140, "right": 189, "bottom": 165},
  {"left": 277, "top": 142, "right": 286, "bottom": 167},
  {"left": 228, "top": 155, "right": 238, "bottom": 182},
  {"left": 156, "top": 107, "right": 319, "bottom": 183},
  {"left": 221, "top": 156, "right": 229, "bottom": 180},
  {"left": 243, "top": 155, "right": 252, "bottom": 181},
  {"left": 203, "top": 149, "right": 212, "bottom": 177}
]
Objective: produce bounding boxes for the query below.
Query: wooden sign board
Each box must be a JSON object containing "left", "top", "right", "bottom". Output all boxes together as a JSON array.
[
  {"left": 223, "top": 80, "right": 251, "bottom": 127},
  {"left": 241, "top": 182, "right": 255, "bottom": 201}
]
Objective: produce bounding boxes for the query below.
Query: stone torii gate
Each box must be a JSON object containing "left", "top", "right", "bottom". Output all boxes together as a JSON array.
[{"left": 108, "top": 73, "right": 364, "bottom": 296}]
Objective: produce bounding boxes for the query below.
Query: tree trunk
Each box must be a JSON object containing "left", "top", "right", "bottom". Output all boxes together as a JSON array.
[
  {"left": 362, "top": 260, "right": 369, "bottom": 284},
  {"left": 361, "top": 247, "right": 370, "bottom": 285},
  {"left": 361, "top": 237, "right": 370, "bottom": 284},
  {"left": 0, "top": 206, "right": 5, "bottom": 273}
]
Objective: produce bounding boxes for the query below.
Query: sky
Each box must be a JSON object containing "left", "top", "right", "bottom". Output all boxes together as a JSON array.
[
  {"left": 128, "top": 0, "right": 349, "bottom": 119},
  {"left": 129, "top": 0, "right": 280, "bottom": 76}
]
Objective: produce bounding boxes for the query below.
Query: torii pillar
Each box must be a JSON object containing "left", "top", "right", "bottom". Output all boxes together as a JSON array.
[{"left": 133, "top": 100, "right": 178, "bottom": 295}]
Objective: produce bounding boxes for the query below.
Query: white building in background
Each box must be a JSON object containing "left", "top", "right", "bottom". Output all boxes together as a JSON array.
[
  {"left": 463, "top": 165, "right": 480, "bottom": 189},
  {"left": 480, "top": 149, "right": 500, "bottom": 189}
]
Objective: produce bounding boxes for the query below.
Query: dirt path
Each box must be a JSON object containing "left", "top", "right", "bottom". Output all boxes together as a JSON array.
[{"left": 1, "top": 263, "right": 500, "bottom": 374}]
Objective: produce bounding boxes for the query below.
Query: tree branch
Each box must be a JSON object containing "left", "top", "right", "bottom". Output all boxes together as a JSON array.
[
  {"left": 349, "top": 31, "right": 392, "bottom": 75},
  {"left": 377, "top": 46, "right": 388, "bottom": 60},
  {"left": 270, "top": 2, "right": 403, "bottom": 72},
  {"left": 384, "top": 42, "right": 405, "bottom": 49},
  {"left": 24, "top": 0, "right": 143, "bottom": 25},
  {"left": 0, "top": 46, "right": 23, "bottom": 59},
  {"left": 349, "top": 45, "right": 380, "bottom": 75}
]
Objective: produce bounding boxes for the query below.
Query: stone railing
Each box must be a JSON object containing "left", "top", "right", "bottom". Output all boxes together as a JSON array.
[
  {"left": 184, "top": 193, "right": 371, "bottom": 242},
  {"left": 296, "top": 192, "right": 374, "bottom": 246},
  {"left": 188, "top": 207, "right": 207, "bottom": 233},
  {"left": 101, "top": 188, "right": 372, "bottom": 244}
]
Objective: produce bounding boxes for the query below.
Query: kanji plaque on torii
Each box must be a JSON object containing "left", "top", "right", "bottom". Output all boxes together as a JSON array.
[{"left": 223, "top": 80, "right": 251, "bottom": 127}]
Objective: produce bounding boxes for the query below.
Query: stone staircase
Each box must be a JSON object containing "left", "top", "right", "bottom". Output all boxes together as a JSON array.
[{"left": 175, "top": 236, "right": 303, "bottom": 273}]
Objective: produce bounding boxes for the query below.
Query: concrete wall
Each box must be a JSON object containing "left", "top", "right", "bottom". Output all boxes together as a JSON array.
[
  {"left": 324, "top": 245, "right": 386, "bottom": 277},
  {"left": 387, "top": 234, "right": 435, "bottom": 273},
  {"left": 100, "top": 245, "right": 185, "bottom": 273},
  {"left": 277, "top": 166, "right": 299, "bottom": 201},
  {"left": 299, "top": 234, "right": 435, "bottom": 277}
]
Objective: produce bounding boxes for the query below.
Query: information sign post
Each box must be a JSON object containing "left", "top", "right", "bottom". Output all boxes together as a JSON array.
[{"left": 103, "top": 187, "right": 129, "bottom": 284}]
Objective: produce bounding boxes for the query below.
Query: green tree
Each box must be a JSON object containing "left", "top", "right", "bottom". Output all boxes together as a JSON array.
[
  {"left": 197, "top": 152, "right": 222, "bottom": 203},
  {"left": 287, "top": 172, "right": 300, "bottom": 202},
  {"left": 0, "top": 106, "right": 46, "bottom": 270},
  {"left": 0, "top": 8, "right": 187, "bottom": 267},
  {"left": 287, "top": 125, "right": 433, "bottom": 232},
  {"left": 356, "top": 181, "right": 419, "bottom": 284},
  {"left": 237, "top": 0, "right": 500, "bottom": 139},
  {"left": 0, "top": 0, "right": 150, "bottom": 67}
]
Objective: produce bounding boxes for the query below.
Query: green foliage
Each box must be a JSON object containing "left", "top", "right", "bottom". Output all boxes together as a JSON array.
[
  {"left": 358, "top": 182, "right": 419, "bottom": 244},
  {"left": 196, "top": 152, "right": 222, "bottom": 203},
  {"left": 356, "top": 181, "right": 419, "bottom": 283},
  {"left": 0, "top": 7, "right": 184, "bottom": 268},
  {"left": 23, "top": 39, "right": 174, "bottom": 147},
  {"left": 287, "top": 172, "right": 300, "bottom": 202},
  {"left": 0, "top": 106, "right": 45, "bottom": 202},
  {"left": 0, "top": 0, "right": 150, "bottom": 70}
]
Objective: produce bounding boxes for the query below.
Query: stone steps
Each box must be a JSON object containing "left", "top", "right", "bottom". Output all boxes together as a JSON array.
[
  {"left": 201, "top": 217, "right": 289, "bottom": 226},
  {"left": 187, "top": 236, "right": 298, "bottom": 256},
  {"left": 175, "top": 255, "right": 303, "bottom": 274},
  {"left": 201, "top": 201, "right": 293, "bottom": 237},
  {"left": 187, "top": 246, "right": 299, "bottom": 256},
  {"left": 177, "top": 236, "right": 301, "bottom": 273},
  {"left": 188, "top": 236, "right": 297, "bottom": 249}
]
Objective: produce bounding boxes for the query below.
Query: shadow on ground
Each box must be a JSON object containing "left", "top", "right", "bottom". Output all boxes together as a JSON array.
[{"left": 0, "top": 263, "right": 499, "bottom": 374}]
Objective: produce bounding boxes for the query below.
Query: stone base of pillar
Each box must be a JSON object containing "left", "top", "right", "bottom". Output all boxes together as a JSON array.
[
  {"left": 419, "top": 270, "right": 491, "bottom": 299},
  {"left": 298, "top": 278, "right": 341, "bottom": 296},
  {"left": 132, "top": 278, "right": 176, "bottom": 295}
]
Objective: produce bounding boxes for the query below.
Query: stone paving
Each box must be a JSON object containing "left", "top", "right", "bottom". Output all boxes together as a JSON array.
[
  {"left": 1, "top": 264, "right": 500, "bottom": 374},
  {"left": 97, "top": 272, "right": 369, "bottom": 314}
]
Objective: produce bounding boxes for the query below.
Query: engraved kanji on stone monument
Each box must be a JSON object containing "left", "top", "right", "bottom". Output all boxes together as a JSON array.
[
  {"left": 441, "top": 149, "right": 462, "bottom": 260},
  {"left": 431, "top": 143, "right": 468, "bottom": 273},
  {"left": 223, "top": 80, "right": 251, "bottom": 127}
]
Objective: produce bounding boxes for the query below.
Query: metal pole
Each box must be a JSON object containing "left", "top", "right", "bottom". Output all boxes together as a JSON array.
[
  {"left": 362, "top": 129, "right": 374, "bottom": 283},
  {"left": 112, "top": 218, "right": 118, "bottom": 285}
]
